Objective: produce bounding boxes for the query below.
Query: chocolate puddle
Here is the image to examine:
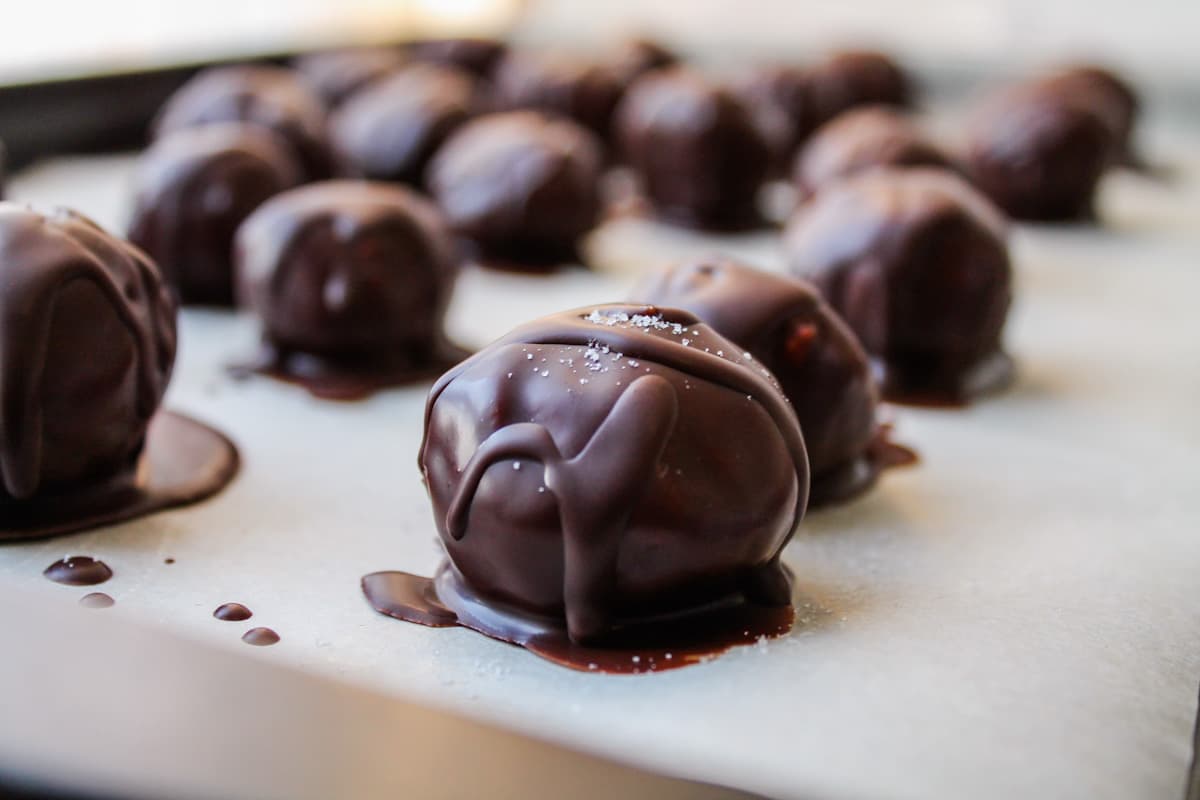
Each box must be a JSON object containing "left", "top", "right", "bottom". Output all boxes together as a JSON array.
[
  {"left": 44, "top": 556, "right": 113, "bottom": 586},
  {"left": 363, "top": 563, "right": 795, "bottom": 674},
  {"left": 230, "top": 341, "right": 470, "bottom": 401},
  {"left": 1, "top": 410, "right": 239, "bottom": 541},
  {"left": 877, "top": 351, "right": 1015, "bottom": 408}
]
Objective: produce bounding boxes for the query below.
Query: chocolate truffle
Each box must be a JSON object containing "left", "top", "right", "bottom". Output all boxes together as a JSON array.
[
  {"left": 615, "top": 68, "right": 771, "bottom": 230},
  {"left": 608, "top": 37, "right": 677, "bottom": 87},
  {"left": 154, "top": 66, "right": 336, "bottom": 181},
  {"left": 736, "top": 51, "right": 911, "bottom": 161},
  {"left": 234, "top": 181, "right": 461, "bottom": 398},
  {"left": 0, "top": 138, "right": 6, "bottom": 200},
  {"left": 784, "top": 168, "right": 1012, "bottom": 405},
  {"left": 293, "top": 46, "right": 407, "bottom": 106},
  {"left": 803, "top": 51, "right": 911, "bottom": 130},
  {"left": 491, "top": 52, "right": 624, "bottom": 137},
  {"left": 330, "top": 64, "right": 476, "bottom": 188},
  {"left": 964, "top": 83, "right": 1116, "bottom": 221},
  {"left": 1035, "top": 65, "right": 1140, "bottom": 166},
  {"left": 127, "top": 123, "right": 303, "bottom": 306},
  {"left": 426, "top": 111, "right": 603, "bottom": 269},
  {"left": 419, "top": 304, "right": 808, "bottom": 645},
  {"left": 793, "top": 106, "right": 955, "bottom": 199},
  {"left": 0, "top": 205, "right": 175, "bottom": 502},
  {"left": 409, "top": 38, "right": 506, "bottom": 79},
  {"left": 633, "top": 258, "right": 884, "bottom": 504}
]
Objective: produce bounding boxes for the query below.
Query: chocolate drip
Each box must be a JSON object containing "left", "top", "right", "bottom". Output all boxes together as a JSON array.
[
  {"left": 79, "top": 592, "right": 115, "bottom": 608},
  {"left": 242, "top": 627, "right": 280, "bottom": 646},
  {"left": 44, "top": 556, "right": 113, "bottom": 586},
  {"left": 214, "top": 602, "right": 253, "bottom": 621},
  {"left": 448, "top": 375, "right": 678, "bottom": 640},
  {"left": 0, "top": 206, "right": 175, "bottom": 499}
]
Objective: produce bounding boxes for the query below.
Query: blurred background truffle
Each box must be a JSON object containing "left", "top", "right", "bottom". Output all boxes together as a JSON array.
[
  {"left": 785, "top": 168, "right": 1012, "bottom": 404},
  {"left": 964, "top": 81, "right": 1116, "bottom": 220},
  {"left": 427, "top": 111, "right": 603, "bottom": 270},
  {"left": 153, "top": 65, "right": 337, "bottom": 181},
  {"left": 490, "top": 51, "right": 624, "bottom": 138},
  {"left": 408, "top": 37, "right": 507, "bottom": 79},
  {"left": 793, "top": 106, "right": 955, "bottom": 200},
  {"left": 615, "top": 68, "right": 771, "bottom": 230},
  {"left": 128, "top": 123, "right": 303, "bottom": 306},
  {"left": 234, "top": 181, "right": 460, "bottom": 393},
  {"left": 330, "top": 64, "right": 477, "bottom": 187},
  {"left": 293, "top": 46, "right": 408, "bottom": 107}
]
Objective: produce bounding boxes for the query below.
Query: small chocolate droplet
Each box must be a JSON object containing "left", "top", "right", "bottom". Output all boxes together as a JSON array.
[
  {"left": 79, "top": 592, "right": 114, "bottom": 609},
  {"left": 164, "top": 558, "right": 175, "bottom": 565},
  {"left": 242, "top": 627, "right": 280, "bottom": 646},
  {"left": 214, "top": 603, "right": 252, "bottom": 621},
  {"left": 44, "top": 556, "right": 113, "bottom": 586}
]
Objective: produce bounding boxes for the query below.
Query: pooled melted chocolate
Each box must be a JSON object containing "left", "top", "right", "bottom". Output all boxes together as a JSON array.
[
  {"left": 363, "top": 565, "right": 794, "bottom": 674},
  {"left": 3, "top": 410, "right": 239, "bottom": 540},
  {"left": 44, "top": 556, "right": 113, "bottom": 586},
  {"left": 366, "top": 304, "right": 808, "bottom": 669}
]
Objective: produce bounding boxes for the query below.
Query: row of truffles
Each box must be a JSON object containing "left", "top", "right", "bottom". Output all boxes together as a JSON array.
[{"left": 0, "top": 204, "right": 238, "bottom": 540}]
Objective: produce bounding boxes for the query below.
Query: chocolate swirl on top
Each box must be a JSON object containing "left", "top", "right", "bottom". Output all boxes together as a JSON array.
[
  {"left": 421, "top": 304, "right": 808, "bottom": 643},
  {"left": 0, "top": 204, "right": 176, "bottom": 499}
]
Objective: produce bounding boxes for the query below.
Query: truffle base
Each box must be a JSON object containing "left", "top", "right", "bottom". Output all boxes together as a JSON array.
[
  {"left": 877, "top": 350, "right": 1015, "bottom": 408},
  {"left": 809, "top": 423, "right": 918, "bottom": 508},
  {"left": 362, "top": 562, "right": 795, "bottom": 674},
  {"left": 231, "top": 341, "right": 471, "bottom": 401},
  {"left": 0, "top": 411, "right": 239, "bottom": 541}
]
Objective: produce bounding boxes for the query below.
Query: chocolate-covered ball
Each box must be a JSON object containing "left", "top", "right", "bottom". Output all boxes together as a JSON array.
[
  {"left": 154, "top": 66, "right": 336, "bottom": 181},
  {"left": 330, "top": 64, "right": 476, "bottom": 187},
  {"left": 793, "top": 106, "right": 955, "bottom": 199},
  {"left": 608, "top": 37, "right": 677, "bottom": 86},
  {"left": 0, "top": 139, "right": 6, "bottom": 200},
  {"left": 235, "top": 181, "right": 458, "bottom": 376},
  {"left": 1036, "top": 65, "right": 1139, "bottom": 165},
  {"left": 803, "top": 51, "right": 911, "bottom": 131},
  {"left": 491, "top": 52, "right": 624, "bottom": 137},
  {"left": 615, "top": 68, "right": 771, "bottom": 230},
  {"left": 427, "top": 111, "right": 603, "bottom": 269},
  {"left": 127, "top": 123, "right": 303, "bottom": 306},
  {"left": 293, "top": 46, "right": 407, "bottom": 106},
  {"left": 784, "top": 168, "right": 1012, "bottom": 404},
  {"left": 409, "top": 38, "right": 506, "bottom": 79},
  {"left": 0, "top": 204, "right": 176, "bottom": 502},
  {"left": 964, "top": 83, "right": 1115, "bottom": 221},
  {"left": 633, "top": 258, "right": 878, "bottom": 503},
  {"left": 420, "top": 304, "right": 807, "bottom": 643}
]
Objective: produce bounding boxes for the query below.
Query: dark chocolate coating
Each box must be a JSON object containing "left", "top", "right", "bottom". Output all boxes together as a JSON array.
[
  {"left": 491, "top": 52, "right": 624, "bottom": 137},
  {"left": 1035, "top": 65, "right": 1139, "bottom": 164},
  {"left": 420, "top": 304, "right": 808, "bottom": 643},
  {"left": 615, "top": 69, "right": 770, "bottom": 230},
  {"left": 0, "top": 139, "right": 6, "bottom": 199},
  {"left": 426, "top": 112, "right": 603, "bottom": 268},
  {"left": 0, "top": 204, "right": 176, "bottom": 502},
  {"left": 127, "top": 123, "right": 303, "bottom": 306},
  {"left": 153, "top": 66, "right": 336, "bottom": 181},
  {"left": 235, "top": 180, "right": 458, "bottom": 362},
  {"left": 784, "top": 168, "right": 1012, "bottom": 403},
  {"left": 736, "top": 51, "right": 911, "bottom": 161},
  {"left": 330, "top": 64, "right": 476, "bottom": 188},
  {"left": 408, "top": 38, "right": 507, "bottom": 79},
  {"left": 632, "top": 258, "right": 877, "bottom": 487},
  {"left": 608, "top": 38, "right": 678, "bottom": 87},
  {"left": 964, "top": 83, "right": 1115, "bottom": 221},
  {"left": 793, "top": 106, "right": 955, "bottom": 199},
  {"left": 293, "top": 47, "right": 407, "bottom": 106}
]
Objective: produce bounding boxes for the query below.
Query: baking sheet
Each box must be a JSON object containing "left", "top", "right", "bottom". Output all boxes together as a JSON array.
[{"left": 2, "top": 119, "right": 1200, "bottom": 800}]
